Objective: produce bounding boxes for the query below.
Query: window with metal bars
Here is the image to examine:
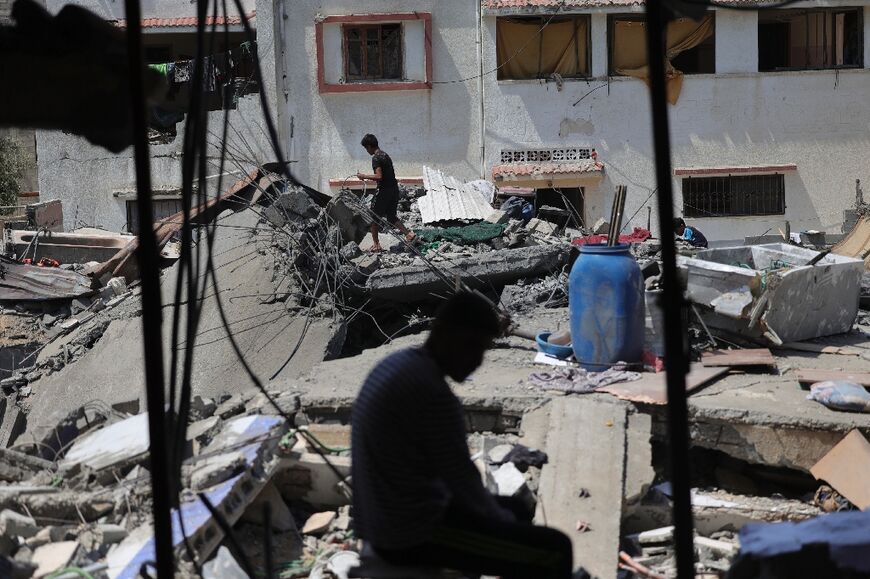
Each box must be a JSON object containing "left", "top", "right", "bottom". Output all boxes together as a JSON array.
[
  {"left": 682, "top": 174, "right": 785, "bottom": 218},
  {"left": 344, "top": 23, "right": 403, "bottom": 81}
]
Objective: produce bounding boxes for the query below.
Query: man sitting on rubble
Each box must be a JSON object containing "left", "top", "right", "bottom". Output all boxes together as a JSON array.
[
  {"left": 673, "top": 217, "right": 708, "bottom": 248},
  {"left": 351, "top": 291, "right": 574, "bottom": 578},
  {"left": 357, "top": 133, "right": 416, "bottom": 252}
]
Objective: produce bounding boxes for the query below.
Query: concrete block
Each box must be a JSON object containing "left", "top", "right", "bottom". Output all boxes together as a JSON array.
[
  {"left": 301, "top": 511, "right": 336, "bottom": 535},
  {"left": 191, "top": 396, "right": 217, "bottom": 420},
  {"left": 486, "top": 209, "right": 509, "bottom": 225},
  {"left": 78, "top": 524, "right": 127, "bottom": 553},
  {"left": 350, "top": 254, "right": 381, "bottom": 277},
  {"left": 69, "top": 298, "right": 90, "bottom": 315},
  {"left": 31, "top": 541, "right": 78, "bottom": 578},
  {"left": 60, "top": 412, "right": 149, "bottom": 472},
  {"left": 275, "top": 188, "right": 319, "bottom": 220},
  {"left": 0, "top": 510, "right": 38, "bottom": 539},
  {"left": 216, "top": 395, "right": 245, "bottom": 420},
  {"left": 340, "top": 242, "right": 362, "bottom": 261},
  {"left": 263, "top": 205, "right": 287, "bottom": 228},
  {"left": 639, "top": 526, "right": 674, "bottom": 545},
  {"left": 187, "top": 416, "right": 222, "bottom": 444},
  {"left": 107, "top": 277, "right": 126, "bottom": 297},
  {"left": 694, "top": 536, "right": 738, "bottom": 557},
  {"left": 593, "top": 218, "right": 610, "bottom": 234},
  {"left": 526, "top": 218, "right": 557, "bottom": 236},
  {"left": 327, "top": 193, "right": 370, "bottom": 245}
]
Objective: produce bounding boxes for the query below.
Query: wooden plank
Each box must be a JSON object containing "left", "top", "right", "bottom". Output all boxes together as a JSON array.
[
  {"left": 810, "top": 430, "right": 870, "bottom": 511},
  {"left": 598, "top": 365, "right": 728, "bottom": 405},
  {"left": 702, "top": 348, "right": 776, "bottom": 368},
  {"left": 796, "top": 369, "right": 870, "bottom": 387},
  {"left": 779, "top": 342, "right": 861, "bottom": 356}
]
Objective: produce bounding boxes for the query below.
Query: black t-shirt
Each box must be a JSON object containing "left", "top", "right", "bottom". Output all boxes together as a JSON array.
[{"left": 372, "top": 150, "right": 399, "bottom": 193}]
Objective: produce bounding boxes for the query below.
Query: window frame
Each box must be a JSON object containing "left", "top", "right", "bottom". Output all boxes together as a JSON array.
[
  {"left": 607, "top": 13, "right": 716, "bottom": 76},
  {"left": 342, "top": 23, "right": 404, "bottom": 82},
  {"left": 316, "top": 13, "right": 432, "bottom": 94},
  {"left": 681, "top": 174, "right": 786, "bottom": 219},
  {"left": 757, "top": 7, "right": 864, "bottom": 72},
  {"left": 495, "top": 14, "right": 592, "bottom": 82}
]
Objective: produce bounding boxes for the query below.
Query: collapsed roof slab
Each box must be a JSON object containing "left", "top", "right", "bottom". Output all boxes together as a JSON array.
[{"left": 364, "top": 245, "right": 570, "bottom": 302}]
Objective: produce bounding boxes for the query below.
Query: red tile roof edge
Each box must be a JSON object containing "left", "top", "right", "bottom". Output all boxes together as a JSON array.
[
  {"left": 114, "top": 12, "right": 255, "bottom": 28},
  {"left": 492, "top": 160, "right": 604, "bottom": 179}
]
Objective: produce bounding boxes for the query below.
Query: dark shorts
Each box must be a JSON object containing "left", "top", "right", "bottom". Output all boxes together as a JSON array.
[{"left": 372, "top": 188, "right": 399, "bottom": 224}]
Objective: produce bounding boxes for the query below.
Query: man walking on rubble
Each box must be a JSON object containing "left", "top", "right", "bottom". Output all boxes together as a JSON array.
[
  {"left": 357, "top": 133, "right": 416, "bottom": 252},
  {"left": 351, "top": 291, "right": 574, "bottom": 578}
]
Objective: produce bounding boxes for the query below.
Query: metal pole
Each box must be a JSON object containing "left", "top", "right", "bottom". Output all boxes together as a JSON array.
[
  {"left": 123, "top": 0, "right": 174, "bottom": 575},
  {"left": 643, "top": 2, "right": 695, "bottom": 578}
]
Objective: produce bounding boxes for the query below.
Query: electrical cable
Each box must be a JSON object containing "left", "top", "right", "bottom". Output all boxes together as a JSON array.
[{"left": 122, "top": 0, "right": 174, "bottom": 576}]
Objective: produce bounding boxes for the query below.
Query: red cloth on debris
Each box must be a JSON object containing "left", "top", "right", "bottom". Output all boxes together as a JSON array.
[{"left": 572, "top": 227, "right": 652, "bottom": 246}]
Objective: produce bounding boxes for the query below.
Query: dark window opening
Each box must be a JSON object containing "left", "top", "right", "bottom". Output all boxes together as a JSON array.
[
  {"left": 145, "top": 45, "right": 173, "bottom": 64},
  {"left": 126, "top": 199, "right": 183, "bottom": 234},
  {"left": 608, "top": 14, "right": 715, "bottom": 76},
  {"left": 758, "top": 8, "right": 863, "bottom": 71},
  {"left": 682, "top": 174, "right": 786, "bottom": 218},
  {"left": 496, "top": 15, "right": 591, "bottom": 80},
  {"left": 535, "top": 188, "right": 585, "bottom": 229},
  {"left": 344, "top": 23, "right": 403, "bottom": 81}
]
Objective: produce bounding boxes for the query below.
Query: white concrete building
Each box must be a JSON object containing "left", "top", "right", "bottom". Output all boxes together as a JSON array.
[
  {"left": 261, "top": 0, "right": 870, "bottom": 242},
  {"left": 35, "top": 0, "right": 268, "bottom": 232}
]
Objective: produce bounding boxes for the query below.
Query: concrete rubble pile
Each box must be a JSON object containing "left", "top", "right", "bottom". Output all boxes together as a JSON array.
[{"left": 4, "top": 166, "right": 870, "bottom": 578}]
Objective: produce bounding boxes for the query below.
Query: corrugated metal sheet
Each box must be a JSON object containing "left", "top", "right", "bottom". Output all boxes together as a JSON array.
[{"left": 419, "top": 166, "right": 493, "bottom": 224}]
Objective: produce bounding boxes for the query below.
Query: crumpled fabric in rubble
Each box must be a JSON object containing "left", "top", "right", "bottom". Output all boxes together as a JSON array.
[
  {"left": 528, "top": 364, "right": 641, "bottom": 394},
  {"left": 807, "top": 381, "right": 870, "bottom": 413}
]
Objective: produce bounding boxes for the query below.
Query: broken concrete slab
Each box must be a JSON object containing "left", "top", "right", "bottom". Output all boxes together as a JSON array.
[
  {"left": 190, "top": 452, "right": 247, "bottom": 491},
  {"left": 358, "top": 231, "right": 403, "bottom": 253},
  {"left": 0, "top": 260, "right": 95, "bottom": 302},
  {"left": 533, "top": 397, "right": 628, "bottom": 578},
  {"left": 60, "top": 412, "right": 149, "bottom": 473},
  {"left": 526, "top": 218, "right": 557, "bottom": 236},
  {"left": 22, "top": 210, "right": 338, "bottom": 441},
  {"left": 486, "top": 209, "right": 509, "bottom": 225},
  {"left": 0, "top": 448, "right": 53, "bottom": 482},
  {"left": 365, "top": 245, "right": 569, "bottom": 302},
  {"left": 31, "top": 541, "right": 78, "bottom": 578},
  {"left": 0, "top": 510, "right": 38, "bottom": 539},
  {"left": 106, "top": 416, "right": 286, "bottom": 578}
]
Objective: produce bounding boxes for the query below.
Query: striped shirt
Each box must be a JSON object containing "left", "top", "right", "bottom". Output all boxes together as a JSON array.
[{"left": 351, "top": 347, "right": 511, "bottom": 549}]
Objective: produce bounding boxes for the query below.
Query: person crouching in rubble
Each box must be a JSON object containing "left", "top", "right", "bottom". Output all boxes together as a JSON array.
[
  {"left": 357, "top": 133, "right": 416, "bottom": 252},
  {"left": 351, "top": 291, "right": 574, "bottom": 578},
  {"left": 673, "top": 217, "right": 708, "bottom": 248}
]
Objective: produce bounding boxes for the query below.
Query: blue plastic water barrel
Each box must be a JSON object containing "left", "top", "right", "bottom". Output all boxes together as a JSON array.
[{"left": 569, "top": 243, "right": 644, "bottom": 370}]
